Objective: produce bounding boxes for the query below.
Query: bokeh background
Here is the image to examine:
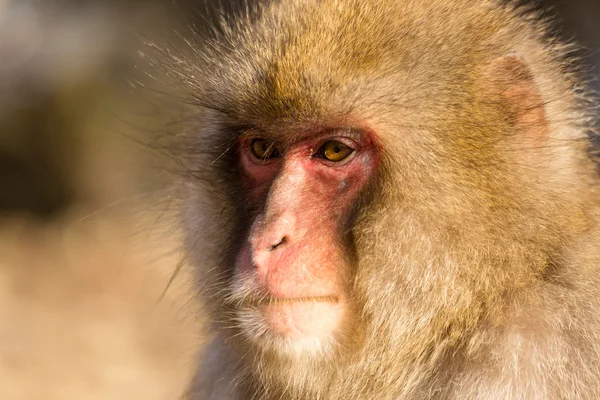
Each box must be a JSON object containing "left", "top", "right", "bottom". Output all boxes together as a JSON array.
[{"left": 0, "top": 1, "right": 598, "bottom": 399}]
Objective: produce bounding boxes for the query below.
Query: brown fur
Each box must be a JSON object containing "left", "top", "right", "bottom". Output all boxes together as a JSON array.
[{"left": 155, "top": 0, "right": 600, "bottom": 398}]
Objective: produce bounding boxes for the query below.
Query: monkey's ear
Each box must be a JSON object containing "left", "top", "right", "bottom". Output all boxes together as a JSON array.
[{"left": 485, "top": 54, "right": 548, "bottom": 141}]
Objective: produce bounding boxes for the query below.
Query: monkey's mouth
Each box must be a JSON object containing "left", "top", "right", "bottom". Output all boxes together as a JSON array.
[
  {"left": 238, "top": 294, "right": 345, "bottom": 342},
  {"left": 245, "top": 295, "right": 339, "bottom": 308}
]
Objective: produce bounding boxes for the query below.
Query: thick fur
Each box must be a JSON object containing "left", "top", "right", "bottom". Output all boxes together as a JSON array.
[{"left": 156, "top": 0, "right": 600, "bottom": 398}]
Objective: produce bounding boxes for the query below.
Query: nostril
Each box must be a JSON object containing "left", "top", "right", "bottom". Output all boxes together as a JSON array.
[{"left": 267, "top": 236, "right": 287, "bottom": 251}]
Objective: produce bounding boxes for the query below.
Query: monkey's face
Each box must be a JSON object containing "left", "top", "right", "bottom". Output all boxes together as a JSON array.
[{"left": 226, "top": 126, "right": 380, "bottom": 355}]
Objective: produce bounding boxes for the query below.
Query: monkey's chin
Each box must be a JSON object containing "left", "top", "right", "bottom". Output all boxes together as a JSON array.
[{"left": 239, "top": 297, "right": 345, "bottom": 355}]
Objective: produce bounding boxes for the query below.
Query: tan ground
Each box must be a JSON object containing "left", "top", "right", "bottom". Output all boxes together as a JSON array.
[{"left": 0, "top": 209, "right": 201, "bottom": 400}]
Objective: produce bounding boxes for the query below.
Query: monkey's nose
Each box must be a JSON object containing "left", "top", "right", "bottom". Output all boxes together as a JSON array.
[{"left": 267, "top": 236, "right": 287, "bottom": 251}]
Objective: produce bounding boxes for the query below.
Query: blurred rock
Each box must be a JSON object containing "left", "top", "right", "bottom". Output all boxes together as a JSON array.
[{"left": 0, "top": 210, "right": 201, "bottom": 400}]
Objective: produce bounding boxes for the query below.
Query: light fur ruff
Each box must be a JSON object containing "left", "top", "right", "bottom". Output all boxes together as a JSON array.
[{"left": 153, "top": 0, "right": 600, "bottom": 398}]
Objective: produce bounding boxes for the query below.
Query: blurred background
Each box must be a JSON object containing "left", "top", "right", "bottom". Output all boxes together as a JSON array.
[{"left": 0, "top": 0, "right": 598, "bottom": 399}]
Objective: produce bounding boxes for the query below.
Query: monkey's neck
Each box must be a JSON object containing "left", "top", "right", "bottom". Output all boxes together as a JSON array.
[{"left": 196, "top": 326, "right": 457, "bottom": 400}]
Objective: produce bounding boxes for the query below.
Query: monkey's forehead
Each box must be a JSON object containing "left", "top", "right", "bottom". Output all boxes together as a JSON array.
[{"left": 189, "top": 0, "right": 554, "bottom": 126}]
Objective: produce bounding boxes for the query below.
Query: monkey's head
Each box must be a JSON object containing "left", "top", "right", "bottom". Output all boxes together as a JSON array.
[{"left": 163, "top": 0, "right": 596, "bottom": 392}]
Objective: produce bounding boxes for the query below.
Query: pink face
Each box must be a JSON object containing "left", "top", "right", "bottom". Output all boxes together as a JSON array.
[{"left": 234, "top": 127, "right": 379, "bottom": 351}]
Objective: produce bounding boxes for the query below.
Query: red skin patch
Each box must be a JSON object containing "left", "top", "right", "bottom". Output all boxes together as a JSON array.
[{"left": 236, "top": 128, "right": 379, "bottom": 339}]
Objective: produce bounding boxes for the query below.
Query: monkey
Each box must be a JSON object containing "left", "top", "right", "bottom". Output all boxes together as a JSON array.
[{"left": 152, "top": 0, "right": 600, "bottom": 398}]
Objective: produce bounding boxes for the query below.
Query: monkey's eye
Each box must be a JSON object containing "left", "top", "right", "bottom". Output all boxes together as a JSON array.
[
  {"left": 250, "top": 139, "right": 280, "bottom": 160},
  {"left": 317, "top": 141, "right": 354, "bottom": 162}
]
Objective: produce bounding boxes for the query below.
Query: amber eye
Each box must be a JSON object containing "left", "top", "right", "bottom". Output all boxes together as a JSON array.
[
  {"left": 318, "top": 140, "right": 354, "bottom": 162},
  {"left": 250, "top": 139, "right": 279, "bottom": 160}
]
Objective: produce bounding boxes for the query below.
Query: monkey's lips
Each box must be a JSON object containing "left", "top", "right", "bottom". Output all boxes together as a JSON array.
[
  {"left": 248, "top": 295, "right": 338, "bottom": 307},
  {"left": 245, "top": 295, "right": 345, "bottom": 340}
]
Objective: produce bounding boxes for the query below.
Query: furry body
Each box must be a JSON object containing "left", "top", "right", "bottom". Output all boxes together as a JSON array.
[{"left": 158, "top": 0, "right": 600, "bottom": 398}]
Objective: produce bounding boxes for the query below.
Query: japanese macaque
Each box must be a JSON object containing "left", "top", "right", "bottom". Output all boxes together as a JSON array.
[{"left": 155, "top": 0, "right": 600, "bottom": 398}]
